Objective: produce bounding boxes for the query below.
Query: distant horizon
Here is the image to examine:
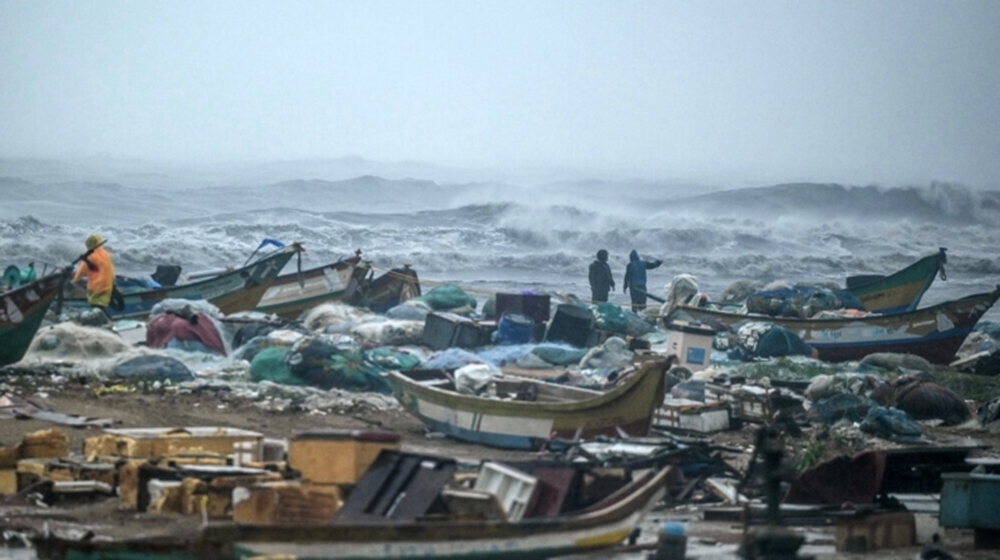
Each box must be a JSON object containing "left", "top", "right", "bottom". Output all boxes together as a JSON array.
[{"left": 0, "top": 154, "right": 986, "bottom": 192}]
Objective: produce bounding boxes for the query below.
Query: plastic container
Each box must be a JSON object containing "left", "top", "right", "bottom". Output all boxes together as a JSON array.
[
  {"left": 940, "top": 472, "right": 1000, "bottom": 529},
  {"left": 495, "top": 292, "right": 551, "bottom": 323},
  {"left": 652, "top": 521, "right": 687, "bottom": 560},
  {"left": 496, "top": 313, "right": 533, "bottom": 345},
  {"left": 544, "top": 304, "right": 595, "bottom": 348},
  {"left": 664, "top": 320, "right": 715, "bottom": 372},
  {"left": 474, "top": 462, "right": 538, "bottom": 522}
]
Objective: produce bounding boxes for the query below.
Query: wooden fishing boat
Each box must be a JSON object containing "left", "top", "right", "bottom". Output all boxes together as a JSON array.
[
  {"left": 58, "top": 245, "right": 301, "bottom": 320},
  {"left": 0, "top": 271, "right": 66, "bottom": 367},
  {"left": 666, "top": 286, "right": 1000, "bottom": 364},
  {"left": 34, "top": 463, "right": 672, "bottom": 560},
  {"left": 388, "top": 359, "right": 670, "bottom": 450},
  {"left": 846, "top": 247, "right": 947, "bottom": 314},
  {"left": 255, "top": 250, "right": 421, "bottom": 318},
  {"left": 217, "top": 466, "right": 671, "bottom": 560}
]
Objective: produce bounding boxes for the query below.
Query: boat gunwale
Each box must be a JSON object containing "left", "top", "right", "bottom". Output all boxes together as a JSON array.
[
  {"left": 60, "top": 246, "right": 300, "bottom": 318},
  {"left": 846, "top": 249, "right": 946, "bottom": 293},
  {"left": 389, "top": 360, "right": 667, "bottom": 416},
  {"left": 664, "top": 286, "right": 1000, "bottom": 330},
  {"left": 206, "top": 464, "right": 673, "bottom": 542}
]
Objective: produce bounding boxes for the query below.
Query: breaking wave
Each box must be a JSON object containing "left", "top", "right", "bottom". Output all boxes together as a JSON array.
[{"left": 1, "top": 170, "right": 997, "bottom": 319}]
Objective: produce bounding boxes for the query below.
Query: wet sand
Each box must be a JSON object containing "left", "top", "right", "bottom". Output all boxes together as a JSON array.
[{"left": 1, "top": 369, "right": 999, "bottom": 559}]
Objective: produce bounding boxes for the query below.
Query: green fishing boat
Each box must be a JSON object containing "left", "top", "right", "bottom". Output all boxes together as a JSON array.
[
  {"left": 0, "top": 271, "right": 67, "bottom": 367},
  {"left": 846, "top": 247, "right": 948, "bottom": 314}
]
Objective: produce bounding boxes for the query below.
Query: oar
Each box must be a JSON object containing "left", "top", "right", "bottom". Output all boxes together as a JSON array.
[{"left": 631, "top": 287, "right": 666, "bottom": 304}]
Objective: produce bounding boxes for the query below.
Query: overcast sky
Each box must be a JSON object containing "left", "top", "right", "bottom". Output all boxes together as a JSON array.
[{"left": 2, "top": 1, "right": 999, "bottom": 187}]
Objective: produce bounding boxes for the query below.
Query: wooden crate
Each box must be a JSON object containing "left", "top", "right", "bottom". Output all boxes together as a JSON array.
[
  {"left": 84, "top": 427, "right": 263, "bottom": 461},
  {"left": 116, "top": 459, "right": 147, "bottom": 510},
  {"left": 835, "top": 511, "right": 916, "bottom": 552},
  {"left": 16, "top": 458, "right": 48, "bottom": 490},
  {"left": 0, "top": 469, "right": 17, "bottom": 495},
  {"left": 0, "top": 446, "right": 19, "bottom": 469},
  {"left": 232, "top": 480, "right": 344, "bottom": 524},
  {"left": 19, "top": 429, "right": 69, "bottom": 459},
  {"left": 706, "top": 384, "right": 772, "bottom": 423},
  {"left": 288, "top": 430, "right": 401, "bottom": 485}
]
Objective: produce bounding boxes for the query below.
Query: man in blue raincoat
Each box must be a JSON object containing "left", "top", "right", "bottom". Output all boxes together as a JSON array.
[{"left": 623, "top": 249, "right": 662, "bottom": 312}]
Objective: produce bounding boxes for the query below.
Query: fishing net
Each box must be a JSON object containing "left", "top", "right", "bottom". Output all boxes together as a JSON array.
[
  {"left": 737, "top": 322, "right": 813, "bottom": 358},
  {"left": 746, "top": 285, "right": 865, "bottom": 318},
  {"left": 111, "top": 354, "right": 196, "bottom": 382},
  {"left": 249, "top": 347, "right": 306, "bottom": 386},
  {"left": 411, "top": 285, "right": 477, "bottom": 313}
]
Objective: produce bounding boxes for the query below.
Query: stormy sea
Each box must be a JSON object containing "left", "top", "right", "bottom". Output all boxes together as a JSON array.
[{"left": 2, "top": 158, "right": 999, "bottom": 321}]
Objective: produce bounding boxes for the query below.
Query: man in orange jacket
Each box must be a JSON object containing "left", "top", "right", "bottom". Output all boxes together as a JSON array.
[{"left": 73, "top": 234, "right": 115, "bottom": 308}]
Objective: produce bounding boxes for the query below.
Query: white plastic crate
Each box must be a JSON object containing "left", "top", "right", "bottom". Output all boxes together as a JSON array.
[
  {"left": 656, "top": 398, "right": 731, "bottom": 433},
  {"left": 473, "top": 462, "right": 538, "bottom": 521}
]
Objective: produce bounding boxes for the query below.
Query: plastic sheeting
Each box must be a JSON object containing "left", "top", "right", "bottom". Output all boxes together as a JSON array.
[
  {"left": 146, "top": 310, "right": 227, "bottom": 356},
  {"left": 111, "top": 354, "right": 195, "bottom": 382},
  {"left": 859, "top": 406, "right": 924, "bottom": 441},
  {"left": 811, "top": 393, "right": 877, "bottom": 424},
  {"left": 350, "top": 319, "right": 425, "bottom": 347},
  {"left": 579, "top": 337, "right": 632, "bottom": 372},
  {"left": 805, "top": 373, "right": 877, "bottom": 401},
  {"left": 301, "top": 302, "right": 373, "bottom": 333},
  {"left": 422, "top": 348, "right": 483, "bottom": 371},
  {"left": 454, "top": 363, "right": 502, "bottom": 396}
]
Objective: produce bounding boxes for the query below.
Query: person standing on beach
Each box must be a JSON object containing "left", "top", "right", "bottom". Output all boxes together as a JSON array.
[
  {"left": 73, "top": 234, "right": 116, "bottom": 308},
  {"left": 588, "top": 249, "right": 615, "bottom": 303},
  {"left": 623, "top": 249, "right": 662, "bottom": 312}
]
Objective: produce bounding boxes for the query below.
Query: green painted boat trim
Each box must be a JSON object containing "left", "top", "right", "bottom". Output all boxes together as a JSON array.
[
  {"left": 0, "top": 271, "right": 65, "bottom": 367},
  {"left": 847, "top": 248, "right": 947, "bottom": 313}
]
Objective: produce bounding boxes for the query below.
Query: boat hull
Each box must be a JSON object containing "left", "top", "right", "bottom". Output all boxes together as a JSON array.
[
  {"left": 668, "top": 287, "right": 1000, "bottom": 364},
  {"left": 218, "top": 465, "right": 671, "bottom": 560},
  {"left": 389, "top": 360, "right": 668, "bottom": 450},
  {"left": 847, "top": 248, "right": 947, "bottom": 314},
  {"left": 60, "top": 248, "right": 299, "bottom": 320},
  {"left": 255, "top": 255, "right": 361, "bottom": 318},
  {"left": 33, "top": 467, "right": 672, "bottom": 560},
  {"left": 255, "top": 257, "right": 420, "bottom": 319},
  {"left": 0, "top": 272, "right": 65, "bottom": 366}
]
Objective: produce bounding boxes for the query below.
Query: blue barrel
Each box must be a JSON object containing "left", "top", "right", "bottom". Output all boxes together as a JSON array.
[{"left": 496, "top": 313, "right": 533, "bottom": 345}]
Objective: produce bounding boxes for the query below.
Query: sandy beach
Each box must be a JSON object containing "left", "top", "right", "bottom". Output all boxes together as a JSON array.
[{"left": 2, "top": 345, "right": 1000, "bottom": 560}]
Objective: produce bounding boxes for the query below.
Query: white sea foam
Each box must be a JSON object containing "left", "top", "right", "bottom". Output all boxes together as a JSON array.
[{"left": 1, "top": 161, "right": 997, "bottom": 320}]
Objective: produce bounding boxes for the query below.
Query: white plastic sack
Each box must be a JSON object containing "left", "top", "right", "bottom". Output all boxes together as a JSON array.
[
  {"left": 661, "top": 274, "right": 701, "bottom": 314},
  {"left": 454, "top": 363, "right": 502, "bottom": 396},
  {"left": 350, "top": 319, "right": 425, "bottom": 346},
  {"left": 579, "top": 336, "right": 631, "bottom": 371}
]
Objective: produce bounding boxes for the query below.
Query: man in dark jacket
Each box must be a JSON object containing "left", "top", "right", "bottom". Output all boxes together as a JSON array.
[
  {"left": 623, "top": 249, "right": 663, "bottom": 312},
  {"left": 588, "top": 249, "right": 615, "bottom": 302}
]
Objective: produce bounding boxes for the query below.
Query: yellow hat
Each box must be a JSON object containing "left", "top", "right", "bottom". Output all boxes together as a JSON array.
[{"left": 85, "top": 234, "right": 103, "bottom": 250}]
